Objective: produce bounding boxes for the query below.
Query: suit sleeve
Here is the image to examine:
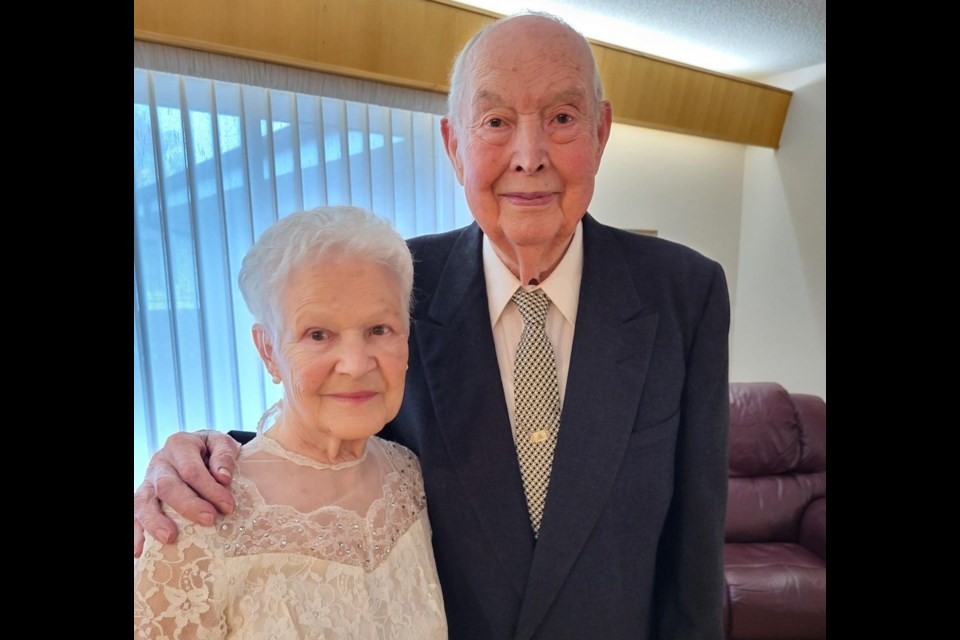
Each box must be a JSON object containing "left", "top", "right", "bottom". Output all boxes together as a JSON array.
[{"left": 655, "top": 261, "right": 730, "bottom": 640}]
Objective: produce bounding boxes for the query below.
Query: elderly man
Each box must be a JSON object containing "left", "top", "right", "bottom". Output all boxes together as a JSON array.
[{"left": 134, "top": 12, "right": 730, "bottom": 639}]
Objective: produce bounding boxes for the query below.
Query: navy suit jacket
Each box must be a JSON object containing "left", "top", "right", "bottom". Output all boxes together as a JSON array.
[{"left": 379, "top": 214, "right": 731, "bottom": 640}]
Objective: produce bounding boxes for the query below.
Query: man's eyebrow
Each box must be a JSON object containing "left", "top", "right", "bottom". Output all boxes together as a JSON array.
[
  {"left": 469, "top": 87, "right": 590, "bottom": 114},
  {"left": 472, "top": 90, "right": 504, "bottom": 110},
  {"left": 549, "top": 88, "right": 588, "bottom": 105}
]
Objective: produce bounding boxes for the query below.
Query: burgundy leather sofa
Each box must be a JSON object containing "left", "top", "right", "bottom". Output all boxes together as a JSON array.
[{"left": 723, "top": 382, "right": 826, "bottom": 639}]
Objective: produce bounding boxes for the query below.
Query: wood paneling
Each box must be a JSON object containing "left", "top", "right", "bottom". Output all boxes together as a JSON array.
[
  {"left": 134, "top": 0, "right": 791, "bottom": 148},
  {"left": 595, "top": 43, "right": 791, "bottom": 147}
]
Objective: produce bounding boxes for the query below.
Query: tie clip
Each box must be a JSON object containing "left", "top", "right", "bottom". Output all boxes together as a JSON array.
[{"left": 530, "top": 429, "right": 550, "bottom": 443}]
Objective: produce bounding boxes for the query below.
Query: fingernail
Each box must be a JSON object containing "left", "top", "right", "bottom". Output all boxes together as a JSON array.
[
  {"left": 218, "top": 501, "right": 234, "bottom": 515},
  {"left": 156, "top": 528, "right": 172, "bottom": 544},
  {"left": 199, "top": 512, "right": 215, "bottom": 526},
  {"left": 218, "top": 467, "right": 232, "bottom": 479}
]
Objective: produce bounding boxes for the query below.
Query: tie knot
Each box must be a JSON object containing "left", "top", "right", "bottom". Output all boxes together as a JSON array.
[{"left": 512, "top": 288, "right": 551, "bottom": 327}]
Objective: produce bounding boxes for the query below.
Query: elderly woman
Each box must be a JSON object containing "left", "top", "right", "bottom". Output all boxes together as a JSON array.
[{"left": 134, "top": 206, "right": 447, "bottom": 638}]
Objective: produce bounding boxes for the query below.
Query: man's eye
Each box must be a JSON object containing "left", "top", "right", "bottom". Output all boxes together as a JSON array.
[
  {"left": 370, "top": 325, "right": 391, "bottom": 336},
  {"left": 310, "top": 330, "right": 328, "bottom": 341}
]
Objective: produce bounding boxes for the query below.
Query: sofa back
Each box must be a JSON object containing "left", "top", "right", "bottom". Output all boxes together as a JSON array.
[{"left": 725, "top": 382, "right": 826, "bottom": 543}]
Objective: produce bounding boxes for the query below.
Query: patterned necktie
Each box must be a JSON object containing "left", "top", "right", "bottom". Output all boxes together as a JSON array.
[{"left": 511, "top": 288, "right": 561, "bottom": 537}]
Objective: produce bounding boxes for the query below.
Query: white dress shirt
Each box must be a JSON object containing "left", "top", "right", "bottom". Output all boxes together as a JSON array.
[{"left": 483, "top": 221, "right": 583, "bottom": 441}]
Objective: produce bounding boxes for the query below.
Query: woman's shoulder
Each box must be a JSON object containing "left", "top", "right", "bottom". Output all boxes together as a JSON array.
[
  {"left": 154, "top": 503, "right": 226, "bottom": 557},
  {"left": 370, "top": 437, "right": 422, "bottom": 471},
  {"left": 370, "top": 438, "right": 426, "bottom": 507},
  {"left": 156, "top": 458, "right": 260, "bottom": 540}
]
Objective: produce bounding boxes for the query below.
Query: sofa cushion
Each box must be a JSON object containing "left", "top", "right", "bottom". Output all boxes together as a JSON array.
[
  {"left": 798, "top": 497, "right": 826, "bottom": 561},
  {"left": 725, "top": 472, "right": 826, "bottom": 542},
  {"left": 724, "top": 542, "right": 826, "bottom": 640},
  {"left": 792, "top": 394, "right": 826, "bottom": 473},
  {"left": 729, "top": 383, "right": 801, "bottom": 477}
]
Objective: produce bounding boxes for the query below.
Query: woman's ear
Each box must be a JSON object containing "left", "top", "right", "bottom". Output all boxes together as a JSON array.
[{"left": 252, "top": 324, "right": 279, "bottom": 380}]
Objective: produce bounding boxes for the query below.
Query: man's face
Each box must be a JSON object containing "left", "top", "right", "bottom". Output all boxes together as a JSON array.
[{"left": 442, "top": 16, "right": 612, "bottom": 283}]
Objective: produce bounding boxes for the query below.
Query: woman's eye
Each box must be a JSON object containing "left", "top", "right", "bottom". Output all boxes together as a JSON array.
[
  {"left": 555, "top": 113, "right": 573, "bottom": 124},
  {"left": 486, "top": 118, "right": 504, "bottom": 128},
  {"left": 310, "top": 330, "right": 328, "bottom": 341},
  {"left": 370, "top": 325, "right": 391, "bottom": 337}
]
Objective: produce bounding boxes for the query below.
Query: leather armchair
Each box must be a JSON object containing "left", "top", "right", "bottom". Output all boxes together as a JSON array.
[{"left": 723, "top": 382, "right": 826, "bottom": 639}]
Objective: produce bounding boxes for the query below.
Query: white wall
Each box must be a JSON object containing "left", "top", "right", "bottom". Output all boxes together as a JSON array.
[
  {"left": 590, "top": 123, "right": 746, "bottom": 309},
  {"left": 589, "top": 64, "right": 825, "bottom": 400},
  {"left": 731, "top": 64, "right": 826, "bottom": 398}
]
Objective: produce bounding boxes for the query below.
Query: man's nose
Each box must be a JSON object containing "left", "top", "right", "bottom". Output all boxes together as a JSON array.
[
  {"left": 334, "top": 334, "right": 376, "bottom": 377},
  {"left": 512, "top": 119, "right": 547, "bottom": 174}
]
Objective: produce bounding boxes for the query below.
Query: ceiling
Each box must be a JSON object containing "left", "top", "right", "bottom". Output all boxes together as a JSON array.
[{"left": 453, "top": 0, "right": 826, "bottom": 81}]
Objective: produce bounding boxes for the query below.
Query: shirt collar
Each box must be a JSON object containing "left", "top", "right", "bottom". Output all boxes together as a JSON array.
[{"left": 483, "top": 220, "right": 583, "bottom": 328}]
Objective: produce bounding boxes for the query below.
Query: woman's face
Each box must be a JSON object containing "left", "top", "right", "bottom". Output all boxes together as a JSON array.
[{"left": 255, "top": 256, "right": 409, "bottom": 443}]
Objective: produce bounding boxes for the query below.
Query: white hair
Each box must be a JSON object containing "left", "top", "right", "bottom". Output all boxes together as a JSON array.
[
  {"left": 446, "top": 11, "right": 604, "bottom": 127},
  {"left": 238, "top": 206, "right": 414, "bottom": 340}
]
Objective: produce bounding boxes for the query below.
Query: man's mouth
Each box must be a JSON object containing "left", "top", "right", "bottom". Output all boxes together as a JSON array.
[{"left": 500, "top": 192, "right": 556, "bottom": 206}]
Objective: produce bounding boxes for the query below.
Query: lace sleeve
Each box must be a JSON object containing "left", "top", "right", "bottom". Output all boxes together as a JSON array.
[{"left": 134, "top": 518, "right": 228, "bottom": 639}]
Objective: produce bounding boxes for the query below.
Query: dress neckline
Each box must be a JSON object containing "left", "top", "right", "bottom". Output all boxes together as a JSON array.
[{"left": 245, "top": 434, "right": 372, "bottom": 471}]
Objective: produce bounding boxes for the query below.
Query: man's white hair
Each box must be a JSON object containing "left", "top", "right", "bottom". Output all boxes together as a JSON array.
[{"left": 445, "top": 11, "right": 604, "bottom": 128}]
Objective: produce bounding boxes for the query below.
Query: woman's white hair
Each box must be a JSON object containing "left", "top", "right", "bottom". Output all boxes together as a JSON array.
[
  {"left": 238, "top": 206, "right": 414, "bottom": 340},
  {"left": 446, "top": 11, "right": 604, "bottom": 128}
]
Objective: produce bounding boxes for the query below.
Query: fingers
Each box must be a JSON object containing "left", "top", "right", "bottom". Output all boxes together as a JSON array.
[
  {"left": 147, "top": 441, "right": 221, "bottom": 525},
  {"left": 134, "top": 430, "right": 241, "bottom": 556},
  {"left": 133, "top": 477, "right": 179, "bottom": 549},
  {"left": 200, "top": 430, "right": 243, "bottom": 489},
  {"left": 158, "top": 431, "right": 237, "bottom": 516}
]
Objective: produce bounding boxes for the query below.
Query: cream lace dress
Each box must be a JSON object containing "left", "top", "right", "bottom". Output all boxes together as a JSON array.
[{"left": 134, "top": 435, "right": 447, "bottom": 639}]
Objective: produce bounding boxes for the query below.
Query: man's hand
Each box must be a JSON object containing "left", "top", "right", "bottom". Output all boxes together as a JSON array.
[{"left": 133, "top": 430, "right": 242, "bottom": 557}]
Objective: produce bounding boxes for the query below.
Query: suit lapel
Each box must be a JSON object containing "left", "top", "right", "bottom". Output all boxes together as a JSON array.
[
  {"left": 515, "top": 216, "right": 660, "bottom": 639},
  {"left": 414, "top": 224, "right": 535, "bottom": 599}
]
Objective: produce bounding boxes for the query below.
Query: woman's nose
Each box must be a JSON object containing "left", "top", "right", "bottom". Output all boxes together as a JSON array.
[{"left": 334, "top": 335, "right": 376, "bottom": 377}]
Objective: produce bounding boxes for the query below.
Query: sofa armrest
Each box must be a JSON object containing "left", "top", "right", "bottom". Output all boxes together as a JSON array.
[{"left": 799, "top": 497, "right": 826, "bottom": 561}]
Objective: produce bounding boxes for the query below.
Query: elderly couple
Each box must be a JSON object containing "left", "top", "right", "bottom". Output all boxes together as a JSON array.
[{"left": 134, "top": 12, "right": 730, "bottom": 640}]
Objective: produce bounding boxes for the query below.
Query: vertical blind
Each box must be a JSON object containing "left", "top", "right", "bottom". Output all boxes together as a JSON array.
[{"left": 134, "top": 68, "right": 470, "bottom": 487}]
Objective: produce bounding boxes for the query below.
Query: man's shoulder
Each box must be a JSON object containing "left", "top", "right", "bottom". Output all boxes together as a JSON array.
[
  {"left": 406, "top": 223, "right": 481, "bottom": 281},
  {"left": 407, "top": 224, "right": 474, "bottom": 257},
  {"left": 585, "top": 215, "right": 722, "bottom": 276}
]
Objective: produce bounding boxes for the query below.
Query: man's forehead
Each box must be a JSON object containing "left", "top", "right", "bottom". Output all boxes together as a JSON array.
[
  {"left": 472, "top": 34, "right": 588, "bottom": 71},
  {"left": 470, "top": 87, "right": 590, "bottom": 111}
]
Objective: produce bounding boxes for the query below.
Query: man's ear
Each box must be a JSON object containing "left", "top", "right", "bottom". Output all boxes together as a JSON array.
[
  {"left": 252, "top": 324, "right": 278, "bottom": 378},
  {"left": 594, "top": 100, "right": 613, "bottom": 166},
  {"left": 441, "top": 117, "right": 465, "bottom": 185}
]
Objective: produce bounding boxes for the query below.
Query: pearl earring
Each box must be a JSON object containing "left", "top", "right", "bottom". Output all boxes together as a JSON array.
[{"left": 272, "top": 374, "right": 281, "bottom": 384}]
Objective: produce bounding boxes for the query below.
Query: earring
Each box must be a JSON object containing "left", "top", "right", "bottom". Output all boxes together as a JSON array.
[{"left": 272, "top": 374, "right": 281, "bottom": 384}]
